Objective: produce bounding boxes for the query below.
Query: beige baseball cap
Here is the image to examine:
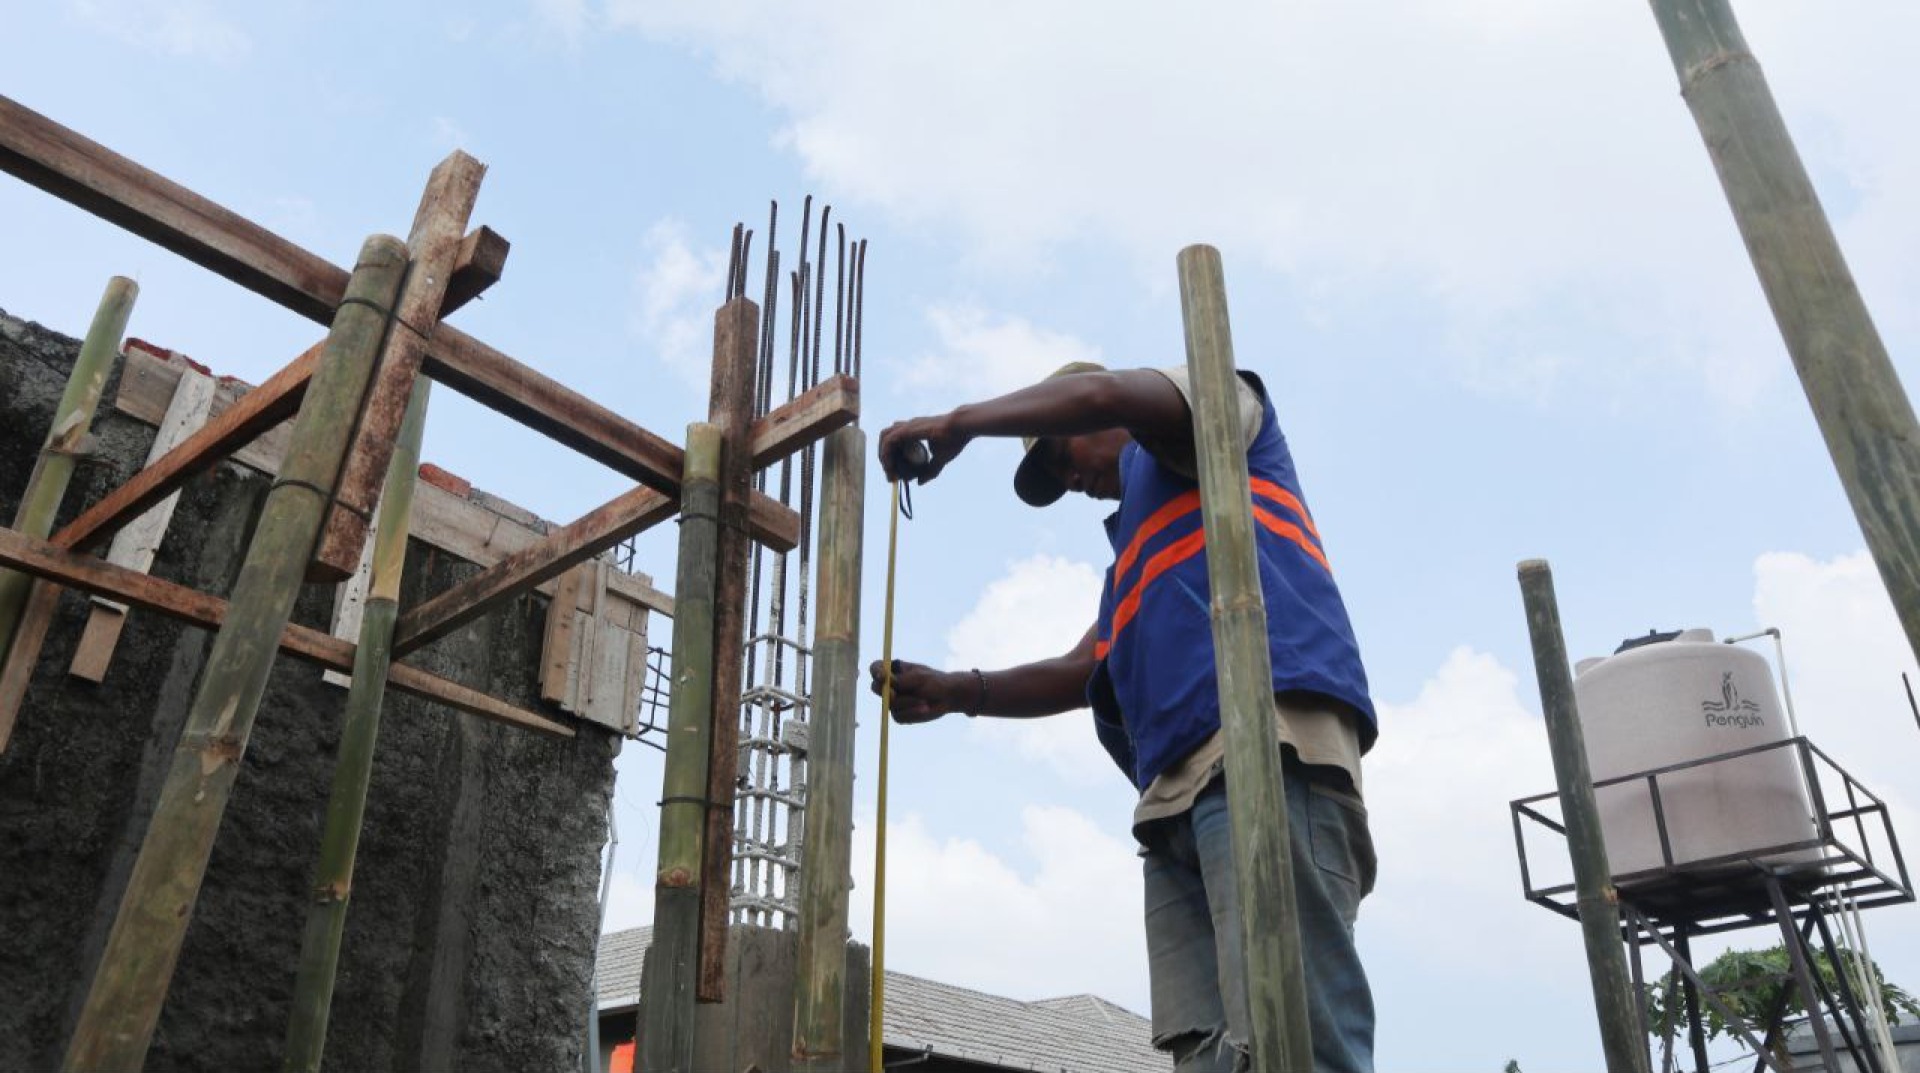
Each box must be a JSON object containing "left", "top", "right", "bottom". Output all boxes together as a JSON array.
[{"left": 1012, "top": 360, "right": 1107, "bottom": 506}]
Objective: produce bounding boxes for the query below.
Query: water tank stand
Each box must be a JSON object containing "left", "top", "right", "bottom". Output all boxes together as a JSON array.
[{"left": 1621, "top": 875, "right": 1889, "bottom": 1073}]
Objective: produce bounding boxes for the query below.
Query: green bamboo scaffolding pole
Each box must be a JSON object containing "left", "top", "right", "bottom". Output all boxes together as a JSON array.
[
  {"left": 63, "top": 235, "right": 408, "bottom": 1073},
  {"left": 1517, "top": 560, "right": 1649, "bottom": 1073},
  {"left": 282, "top": 376, "right": 432, "bottom": 1073},
  {"left": 0, "top": 276, "right": 137, "bottom": 659},
  {"left": 1649, "top": 0, "right": 1920, "bottom": 673},
  {"left": 1176, "top": 244, "right": 1313, "bottom": 1072},
  {"left": 792, "top": 426, "right": 865, "bottom": 1073},
  {"left": 641, "top": 421, "right": 722, "bottom": 1073}
]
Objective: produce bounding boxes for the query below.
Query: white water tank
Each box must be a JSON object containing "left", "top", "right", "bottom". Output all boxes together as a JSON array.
[{"left": 1574, "top": 629, "right": 1818, "bottom": 884}]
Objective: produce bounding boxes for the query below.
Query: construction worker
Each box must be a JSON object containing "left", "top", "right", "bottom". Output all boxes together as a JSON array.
[{"left": 871, "top": 363, "right": 1377, "bottom": 1073}]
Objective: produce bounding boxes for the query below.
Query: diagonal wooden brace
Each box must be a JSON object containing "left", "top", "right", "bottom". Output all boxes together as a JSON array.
[{"left": 389, "top": 374, "right": 857, "bottom": 658}]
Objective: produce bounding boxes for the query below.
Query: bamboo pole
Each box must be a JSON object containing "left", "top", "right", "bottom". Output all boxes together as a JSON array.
[
  {"left": 642, "top": 422, "right": 723, "bottom": 1073},
  {"left": 792, "top": 426, "right": 865, "bottom": 1073},
  {"left": 1175, "top": 244, "right": 1312, "bottom": 1071},
  {"left": 1516, "top": 560, "right": 1649, "bottom": 1073},
  {"left": 63, "top": 235, "right": 408, "bottom": 1073},
  {"left": 0, "top": 276, "right": 137, "bottom": 655},
  {"left": 282, "top": 377, "right": 431, "bottom": 1072},
  {"left": 1649, "top": 0, "right": 1920, "bottom": 671}
]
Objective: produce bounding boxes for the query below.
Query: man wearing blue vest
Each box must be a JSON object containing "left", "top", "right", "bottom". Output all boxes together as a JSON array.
[{"left": 872, "top": 362, "right": 1377, "bottom": 1073}]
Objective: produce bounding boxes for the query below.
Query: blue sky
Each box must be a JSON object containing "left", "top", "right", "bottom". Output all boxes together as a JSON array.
[{"left": 6, "top": 2, "right": 1920, "bottom": 1069}]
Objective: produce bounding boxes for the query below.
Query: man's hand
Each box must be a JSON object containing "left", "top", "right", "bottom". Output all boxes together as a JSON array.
[
  {"left": 869, "top": 658, "right": 966, "bottom": 723},
  {"left": 877, "top": 414, "right": 969, "bottom": 484}
]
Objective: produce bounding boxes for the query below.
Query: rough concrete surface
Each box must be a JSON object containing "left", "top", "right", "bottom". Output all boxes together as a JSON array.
[{"left": 0, "top": 307, "right": 620, "bottom": 1072}]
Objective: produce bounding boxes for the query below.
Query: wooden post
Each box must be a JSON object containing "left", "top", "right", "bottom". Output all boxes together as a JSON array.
[
  {"left": 1175, "top": 244, "right": 1313, "bottom": 1071},
  {"left": 0, "top": 276, "right": 137, "bottom": 659},
  {"left": 698, "top": 297, "right": 761, "bottom": 1001},
  {"left": 792, "top": 426, "right": 864, "bottom": 1073},
  {"left": 1517, "top": 560, "right": 1649, "bottom": 1073},
  {"left": 62, "top": 235, "right": 408, "bottom": 1073},
  {"left": 643, "top": 423, "right": 722, "bottom": 1073},
  {"left": 314, "top": 151, "right": 485, "bottom": 580},
  {"left": 282, "top": 378, "right": 431, "bottom": 1072},
  {"left": 1650, "top": 0, "right": 1920, "bottom": 671}
]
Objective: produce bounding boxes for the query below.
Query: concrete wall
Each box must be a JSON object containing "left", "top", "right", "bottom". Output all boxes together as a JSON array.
[{"left": 0, "top": 308, "right": 621, "bottom": 1072}]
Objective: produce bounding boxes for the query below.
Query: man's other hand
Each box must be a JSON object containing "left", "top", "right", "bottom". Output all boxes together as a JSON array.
[{"left": 869, "top": 658, "right": 964, "bottom": 723}]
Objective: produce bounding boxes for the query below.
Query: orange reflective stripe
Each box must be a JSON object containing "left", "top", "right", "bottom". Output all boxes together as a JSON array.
[
  {"left": 1108, "top": 529, "right": 1207, "bottom": 643},
  {"left": 1251, "top": 477, "right": 1319, "bottom": 541},
  {"left": 1254, "top": 505, "right": 1331, "bottom": 572},
  {"left": 1112, "top": 490, "right": 1201, "bottom": 588},
  {"left": 1093, "top": 640, "right": 1111, "bottom": 659}
]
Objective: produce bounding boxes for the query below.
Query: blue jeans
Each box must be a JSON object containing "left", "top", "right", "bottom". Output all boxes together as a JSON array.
[{"left": 1139, "top": 760, "right": 1377, "bottom": 1073}]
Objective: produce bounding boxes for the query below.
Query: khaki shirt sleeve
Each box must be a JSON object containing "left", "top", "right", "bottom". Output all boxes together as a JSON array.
[{"left": 1140, "top": 366, "right": 1264, "bottom": 479}]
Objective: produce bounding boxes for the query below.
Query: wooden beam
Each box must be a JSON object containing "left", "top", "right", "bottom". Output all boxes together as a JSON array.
[
  {"left": 314, "top": 151, "right": 487, "bottom": 581},
  {"left": 419, "top": 328, "right": 799, "bottom": 551},
  {"left": 387, "top": 374, "right": 849, "bottom": 657},
  {"left": 444, "top": 226, "right": 509, "bottom": 314},
  {"left": 0, "top": 95, "right": 498, "bottom": 324},
  {"left": 52, "top": 341, "right": 324, "bottom": 553},
  {"left": 750, "top": 374, "right": 859, "bottom": 469},
  {"left": 0, "top": 524, "right": 571, "bottom": 738},
  {"left": 0, "top": 93, "right": 802, "bottom": 552},
  {"left": 390, "top": 483, "right": 676, "bottom": 657}
]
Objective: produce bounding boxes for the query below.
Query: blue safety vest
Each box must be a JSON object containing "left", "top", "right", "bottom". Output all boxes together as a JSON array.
[{"left": 1086, "top": 373, "right": 1377, "bottom": 790}]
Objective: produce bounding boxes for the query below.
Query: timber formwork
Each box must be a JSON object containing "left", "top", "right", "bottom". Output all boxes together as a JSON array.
[{"left": 0, "top": 94, "right": 858, "bottom": 1071}]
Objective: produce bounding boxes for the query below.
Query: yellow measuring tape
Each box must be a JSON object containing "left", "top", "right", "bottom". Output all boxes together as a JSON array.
[{"left": 870, "top": 476, "right": 902, "bottom": 1073}]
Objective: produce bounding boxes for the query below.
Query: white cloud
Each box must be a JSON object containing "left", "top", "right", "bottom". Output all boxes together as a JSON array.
[
  {"left": 598, "top": 2, "right": 1920, "bottom": 409},
  {"left": 631, "top": 220, "right": 731, "bottom": 388},
  {"left": 903, "top": 305, "right": 1104, "bottom": 401},
  {"left": 70, "top": 0, "right": 252, "bottom": 61},
  {"left": 850, "top": 805, "right": 1147, "bottom": 1009},
  {"left": 941, "top": 554, "right": 1113, "bottom": 784}
]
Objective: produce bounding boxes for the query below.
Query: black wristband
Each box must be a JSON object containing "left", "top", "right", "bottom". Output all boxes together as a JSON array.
[{"left": 967, "top": 668, "right": 987, "bottom": 718}]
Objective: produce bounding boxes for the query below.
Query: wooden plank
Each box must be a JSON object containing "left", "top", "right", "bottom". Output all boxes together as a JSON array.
[
  {"left": 540, "top": 563, "right": 588, "bottom": 704},
  {"left": 55, "top": 341, "right": 324, "bottom": 553},
  {"left": 390, "top": 483, "right": 678, "bottom": 657},
  {"left": 0, "top": 94, "right": 802, "bottom": 550},
  {"left": 444, "top": 226, "right": 509, "bottom": 313},
  {"left": 314, "top": 152, "right": 487, "bottom": 580},
  {"left": 320, "top": 507, "right": 378, "bottom": 688},
  {"left": 0, "top": 524, "right": 571, "bottom": 738},
  {"left": 699, "top": 297, "right": 761, "bottom": 1001},
  {"left": 0, "top": 580, "right": 61, "bottom": 752},
  {"left": 750, "top": 374, "right": 859, "bottom": 469},
  {"left": 70, "top": 366, "right": 218, "bottom": 682}
]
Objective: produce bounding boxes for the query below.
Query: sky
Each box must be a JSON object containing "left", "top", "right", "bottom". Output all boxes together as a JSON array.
[{"left": 5, "top": 2, "right": 1920, "bottom": 1069}]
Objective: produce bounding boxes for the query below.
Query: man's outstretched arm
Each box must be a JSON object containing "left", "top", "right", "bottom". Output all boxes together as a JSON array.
[
  {"left": 871, "top": 624, "right": 1100, "bottom": 724},
  {"left": 877, "top": 368, "right": 1190, "bottom": 482}
]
